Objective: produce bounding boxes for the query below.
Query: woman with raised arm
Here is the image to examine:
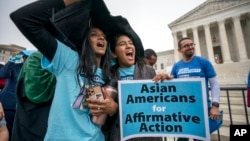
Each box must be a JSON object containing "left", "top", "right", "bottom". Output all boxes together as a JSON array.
[{"left": 10, "top": 0, "right": 117, "bottom": 140}]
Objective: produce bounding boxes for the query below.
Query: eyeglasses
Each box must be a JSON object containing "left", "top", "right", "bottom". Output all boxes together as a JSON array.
[{"left": 182, "top": 43, "right": 195, "bottom": 49}]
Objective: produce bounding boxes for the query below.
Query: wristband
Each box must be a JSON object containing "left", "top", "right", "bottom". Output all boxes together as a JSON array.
[{"left": 212, "top": 102, "right": 219, "bottom": 108}]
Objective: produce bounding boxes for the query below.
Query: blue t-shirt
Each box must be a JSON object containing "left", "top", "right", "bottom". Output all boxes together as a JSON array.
[
  {"left": 171, "top": 56, "right": 216, "bottom": 107},
  {"left": 247, "top": 70, "right": 250, "bottom": 87},
  {"left": 42, "top": 40, "right": 105, "bottom": 141},
  {"left": 119, "top": 65, "right": 135, "bottom": 80}
]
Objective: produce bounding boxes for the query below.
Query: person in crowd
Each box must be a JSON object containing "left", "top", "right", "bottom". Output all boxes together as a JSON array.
[
  {"left": 247, "top": 70, "right": 250, "bottom": 107},
  {"left": 0, "top": 64, "right": 6, "bottom": 91},
  {"left": 0, "top": 50, "right": 33, "bottom": 140},
  {"left": 10, "top": 0, "right": 117, "bottom": 140},
  {"left": 153, "top": 37, "right": 221, "bottom": 141},
  {"left": 11, "top": 51, "right": 56, "bottom": 141},
  {"left": 0, "top": 102, "right": 9, "bottom": 141},
  {"left": 144, "top": 48, "right": 157, "bottom": 67},
  {"left": 87, "top": 16, "right": 163, "bottom": 141}
]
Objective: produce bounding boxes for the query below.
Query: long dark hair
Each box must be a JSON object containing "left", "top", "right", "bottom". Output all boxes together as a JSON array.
[
  {"left": 110, "top": 33, "right": 144, "bottom": 78},
  {"left": 76, "top": 27, "right": 111, "bottom": 86}
]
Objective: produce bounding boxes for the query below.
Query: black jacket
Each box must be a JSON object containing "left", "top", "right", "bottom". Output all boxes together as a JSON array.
[{"left": 10, "top": 0, "right": 145, "bottom": 60}]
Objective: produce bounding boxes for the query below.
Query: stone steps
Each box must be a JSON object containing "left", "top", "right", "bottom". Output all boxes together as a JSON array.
[
  {"left": 211, "top": 88, "right": 249, "bottom": 141},
  {"left": 220, "top": 104, "right": 250, "bottom": 119},
  {"left": 214, "top": 61, "right": 250, "bottom": 85},
  {"left": 163, "top": 87, "right": 248, "bottom": 141}
]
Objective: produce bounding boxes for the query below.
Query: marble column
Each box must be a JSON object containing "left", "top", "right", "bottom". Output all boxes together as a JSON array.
[
  {"left": 204, "top": 24, "right": 215, "bottom": 64},
  {"left": 232, "top": 15, "right": 249, "bottom": 61},
  {"left": 218, "top": 20, "right": 232, "bottom": 63},
  {"left": 172, "top": 32, "right": 180, "bottom": 62},
  {"left": 192, "top": 27, "right": 201, "bottom": 56},
  {"left": 182, "top": 30, "right": 187, "bottom": 38}
]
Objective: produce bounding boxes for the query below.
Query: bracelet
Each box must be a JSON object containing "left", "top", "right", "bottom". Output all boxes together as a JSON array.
[{"left": 212, "top": 102, "right": 219, "bottom": 108}]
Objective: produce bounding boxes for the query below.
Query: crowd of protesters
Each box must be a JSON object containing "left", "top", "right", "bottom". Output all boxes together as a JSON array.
[{"left": 0, "top": 0, "right": 227, "bottom": 141}]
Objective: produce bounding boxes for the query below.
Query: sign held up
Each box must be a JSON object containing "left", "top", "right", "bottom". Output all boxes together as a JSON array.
[{"left": 118, "top": 78, "right": 210, "bottom": 141}]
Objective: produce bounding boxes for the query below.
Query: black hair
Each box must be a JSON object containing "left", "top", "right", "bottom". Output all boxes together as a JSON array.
[
  {"left": 76, "top": 26, "right": 111, "bottom": 86},
  {"left": 178, "top": 37, "right": 191, "bottom": 48},
  {"left": 0, "top": 64, "right": 4, "bottom": 68},
  {"left": 110, "top": 33, "right": 145, "bottom": 77},
  {"left": 144, "top": 48, "right": 157, "bottom": 59}
]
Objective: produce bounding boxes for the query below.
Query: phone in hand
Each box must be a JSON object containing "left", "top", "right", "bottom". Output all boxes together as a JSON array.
[{"left": 86, "top": 86, "right": 104, "bottom": 100}]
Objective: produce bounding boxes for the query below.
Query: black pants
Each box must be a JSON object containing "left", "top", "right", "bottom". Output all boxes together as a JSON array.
[{"left": 4, "top": 109, "right": 15, "bottom": 141}]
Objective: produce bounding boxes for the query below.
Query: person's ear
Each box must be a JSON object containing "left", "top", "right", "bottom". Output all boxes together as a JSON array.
[{"left": 178, "top": 48, "right": 182, "bottom": 53}]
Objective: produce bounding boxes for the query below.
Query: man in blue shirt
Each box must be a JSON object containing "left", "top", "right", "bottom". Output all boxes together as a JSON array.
[{"left": 171, "top": 37, "right": 221, "bottom": 141}]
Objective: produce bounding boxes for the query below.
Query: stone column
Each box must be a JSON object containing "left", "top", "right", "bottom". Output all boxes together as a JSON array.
[
  {"left": 172, "top": 32, "right": 180, "bottom": 62},
  {"left": 192, "top": 27, "right": 201, "bottom": 56},
  {"left": 204, "top": 24, "right": 215, "bottom": 64},
  {"left": 182, "top": 30, "right": 187, "bottom": 38},
  {"left": 218, "top": 20, "right": 232, "bottom": 63},
  {"left": 232, "top": 15, "right": 249, "bottom": 61}
]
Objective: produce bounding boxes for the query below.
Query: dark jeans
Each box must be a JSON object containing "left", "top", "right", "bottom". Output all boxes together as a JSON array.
[{"left": 4, "top": 109, "right": 16, "bottom": 141}]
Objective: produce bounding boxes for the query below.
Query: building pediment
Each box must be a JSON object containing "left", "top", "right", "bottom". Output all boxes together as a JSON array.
[{"left": 169, "top": 0, "right": 250, "bottom": 27}]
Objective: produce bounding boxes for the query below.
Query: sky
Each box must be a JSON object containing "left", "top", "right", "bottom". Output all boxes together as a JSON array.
[{"left": 0, "top": 0, "right": 207, "bottom": 52}]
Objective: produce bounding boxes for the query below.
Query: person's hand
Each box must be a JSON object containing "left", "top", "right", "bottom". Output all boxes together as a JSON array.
[
  {"left": 209, "top": 107, "right": 221, "bottom": 120},
  {"left": 100, "top": 87, "right": 118, "bottom": 116},
  {"left": 0, "top": 102, "right": 5, "bottom": 120},
  {"left": 87, "top": 87, "right": 118, "bottom": 116},
  {"left": 152, "top": 73, "right": 173, "bottom": 82}
]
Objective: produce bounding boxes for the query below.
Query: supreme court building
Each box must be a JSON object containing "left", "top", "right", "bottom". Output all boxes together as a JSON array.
[{"left": 165, "top": 0, "right": 250, "bottom": 85}]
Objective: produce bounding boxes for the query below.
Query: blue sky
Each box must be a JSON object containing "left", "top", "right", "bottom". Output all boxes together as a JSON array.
[{"left": 0, "top": 0, "right": 206, "bottom": 52}]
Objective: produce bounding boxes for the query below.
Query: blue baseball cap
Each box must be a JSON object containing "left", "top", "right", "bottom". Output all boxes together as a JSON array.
[{"left": 20, "top": 50, "right": 36, "bottom": 57}]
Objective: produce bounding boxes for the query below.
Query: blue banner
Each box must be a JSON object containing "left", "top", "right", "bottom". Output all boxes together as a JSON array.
[{"left": 118, "top": 78, "right": 210, "bottom": 141}]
